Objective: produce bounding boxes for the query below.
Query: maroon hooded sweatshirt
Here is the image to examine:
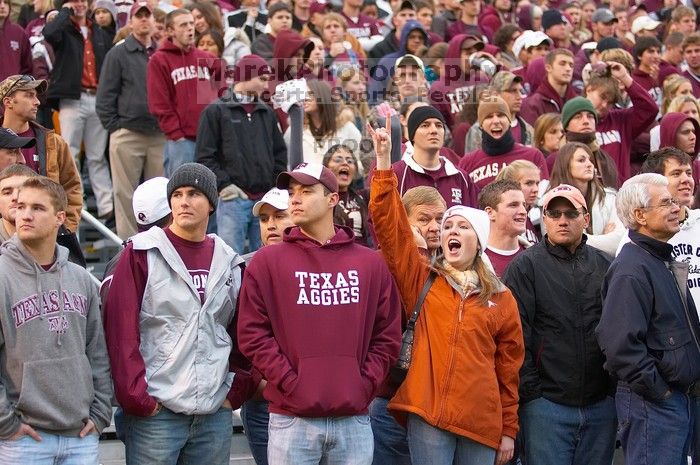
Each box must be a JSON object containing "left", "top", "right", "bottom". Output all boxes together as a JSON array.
[
  {"left": 519, "top": 76, "right": 578, "bottom": 126},
  {"left": 147, "top": 38, "right": 221, "bottom": 141},
  {"left": 659, "top": 112, "right": 700, "bottom": 156},
  {"left": 0, "top": 14, "right": 32, "bottom": 81},
  {"left": 429, "top": 34, "right": 491, "bottom": 131},
  {"left": 632, "top": 67, "right": 661, "bottom": 105},
  {"left": 683, "top": 69, "right": 700, "bottom": 98},
  {"left": 594, "top": 80, "right": 658, "bottom": 184},
  {"left": 479, "top": 5, "right": 508, "bottom": 42},
  {"left": 460, "top": 139, "right": 549, "bottom": 190},
  {"left": 237, "top": 225, "right": 402, "bottom": 418}
]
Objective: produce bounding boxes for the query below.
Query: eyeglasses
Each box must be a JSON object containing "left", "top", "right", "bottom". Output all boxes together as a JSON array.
[
  {"left": 643, "top": 199, "right": 680, "bottom": 210},
  {"left": 1, "top": 75, "right": 34, "bottom": 100},
  {"left": 544, "top": 209, "right": 583, "bottom": 219}
]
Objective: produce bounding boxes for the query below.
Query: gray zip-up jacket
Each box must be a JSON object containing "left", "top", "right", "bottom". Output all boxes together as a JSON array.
[
  {"left": 0, "top": 236, "right": 112, "bottom": 438},
  {"left": 105, "top": 227, "right": 245, "bottom": 416}
]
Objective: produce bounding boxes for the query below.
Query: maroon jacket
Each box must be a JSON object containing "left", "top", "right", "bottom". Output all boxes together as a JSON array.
[
  {"left": 594, "top": 80, "right": 658, "bottom": 184},
  {"left": 0, "top": 16, "right": 32, "bottom": 81},
  {"left": 237, "top": 226, "right": 401, "bottom": 418},
  {"left": 632, "top": 67, "right": 661, "bottom": 105},
  {"left": 146, "top": 39, "right": 221, "bottom": 140},
  {"left": 683, "top": 70, "right": 700, "bottom": 98},
  {"left": 429, "top": 34, "right": 491, "bottom": 130},
  {"left": 460, "top": 142, "right": 549, "bottom": 190},
  {"left": 658, "top": 60, "right": 681, "bottom": 86},
  {"left": 520, "top": 78, "right": 578, "bottom": 126}
]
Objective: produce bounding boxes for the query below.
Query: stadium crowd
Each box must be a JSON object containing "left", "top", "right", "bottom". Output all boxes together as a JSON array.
[{"left": 2, "top": 0, "right": 700, "bottom": 463}]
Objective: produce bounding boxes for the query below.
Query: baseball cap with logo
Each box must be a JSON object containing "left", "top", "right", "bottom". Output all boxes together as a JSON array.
[
  {"left": 277, "top": 163, "right": 339, "bottom": 193},
  {"left": 253, "top": 188, "right": 290, "bottom": 217},
  {"left": 309, "top": 1, "right": 331, "bottom": 16},
  {"left": 132, "top": 177, "right": 171, "bottom": 227},
  {"left": 0, "top": 75, "right": 48, "bottom": 101},
  {"left": 130, "top": 1, "right": 152, "bottom": 17},
  {"left": 513, "top": 30, "right": 552, "bottom": 57},
  {"left": 591, "top": 8, "right": 617, "bottom": 24},
  {"left": 542, "top": 10, "right": 568, "bottom": 31},
  {"left": 543, "top": 184, "right": 587, "bottom": 210},
  {"left": 0, "top": 127, "right": 36, "bottom": 149}
]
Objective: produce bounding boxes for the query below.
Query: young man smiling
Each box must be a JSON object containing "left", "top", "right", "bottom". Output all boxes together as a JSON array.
[
  {"left": 103, "top": 163, "right": 251, "bottom": 465},
  {"left": 520, "top": 48, "right": 577, "bottom": 125},
  {"left": 0, "top": 176, "right": 112, "bottom": 464},
  {"left": 238, "top": 162, "right": 401, "bottom": 465}
]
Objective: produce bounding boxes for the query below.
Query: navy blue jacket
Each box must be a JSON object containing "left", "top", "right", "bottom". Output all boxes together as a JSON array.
[{"left": 596, "top": 229, "right": 700, "bottom": 400}]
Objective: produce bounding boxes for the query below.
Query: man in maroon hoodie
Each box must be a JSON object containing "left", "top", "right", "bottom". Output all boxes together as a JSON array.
[
  {"left": 147, "top": 9, "right": 220, "bottom": 177},
  {"left": 631, "top": 36, "right": 662, "bottom": 106},
  {"left": 0, "top": 0, "right": 31, "bottom": 81},
  {"left": 520, "top": 48, "right": 577, "bottom": 125},
  {"left": 238, "top": 162, "right": 401, "bottom": 465},
  {"left": 480, "top": 0, "right": 514, "bottom": 42},
  {"left": 682, "top": 33, "right": 700, "bottom": 97},
  {"left": 428, "top": 34, "right": 492, "bottom": 130},
  {"left": 461, "top": 95, "right": 548, "bottom": 190}
]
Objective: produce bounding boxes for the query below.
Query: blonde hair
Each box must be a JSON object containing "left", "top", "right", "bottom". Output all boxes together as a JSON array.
[
  {"left": 667, "top": 94, "right": 700, "bottom": 115},
  {"left": 533, "top": 113, "right": 562, "bottom": 153},
  {"left": 431, "top": 256, "right": 501, "bottom": 306},
  {"left": 599, "top": 48, "right": 635, "bottom": 73},
  {"left": 496, "top": 160, "right": 540, "bottom": 182},
  {"left": 662, "top": 75, "right": 693, "bottom": 114},
  {"left": 337, "top": 66, "right": 370, "bottom": 121}
]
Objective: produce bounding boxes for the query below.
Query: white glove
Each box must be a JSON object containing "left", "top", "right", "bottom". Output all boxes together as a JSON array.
[
  {"left": 273, "top": 78, "right": 307, "bottom": 113},
  {"left": 219, "top": 184, "right": 248, "bottom": 201}
]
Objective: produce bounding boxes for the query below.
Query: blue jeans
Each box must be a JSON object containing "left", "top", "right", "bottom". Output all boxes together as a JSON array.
[
  {"left": 123, "top": 405, "right": 232, "bottom": 465},
  {"left": 616, "top": 384, "right": 693, "bottom": 465},
  {"left": 267, "top": 413, "right": 373, "bottom": 465},
  {"left": 369, "top": 397, "right": 411, "bottom": 465},
  {"left": 241, "top": 399, "right": 269, "bottom": 465},
  {"left": 406, "top": 414, "right": 495, "bottom": 465},
  {"left": 692, "top": 396, "right": 700, "bottom": 464},
  {"left": 217, "top": 197, "right": 261, "bottom": 254},
  {"left": 0, "top": 431, "right": 98, "bottom": 465},
  {"left": 519, "top": 396, "right": 616, "bottom": 465},
  {"left": 163, "top": 139, "right": 195, "bottom": 177}
]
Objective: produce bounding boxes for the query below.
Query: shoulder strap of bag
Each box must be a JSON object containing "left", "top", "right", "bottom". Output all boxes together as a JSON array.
[{"left": 406, "top": 270, "right": 437, "bottom": 331}]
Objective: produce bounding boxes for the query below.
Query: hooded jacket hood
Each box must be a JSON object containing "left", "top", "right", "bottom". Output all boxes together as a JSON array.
[
  {"left": 660, "top": 112, "right": 700, "bottom": 155},
  {"left": 283, "top": 224, "right": 357, "bottom": 249},
  {"left": 398, "top": 19, "right": 428, "bottom": 54},
  {"left": 272, "top": 29, "right": 314, "bottom": 81}
]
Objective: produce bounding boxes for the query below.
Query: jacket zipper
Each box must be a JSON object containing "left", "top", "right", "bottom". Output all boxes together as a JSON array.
[{"left": 437, "top": 294, "right": 464, "bottom": 424}]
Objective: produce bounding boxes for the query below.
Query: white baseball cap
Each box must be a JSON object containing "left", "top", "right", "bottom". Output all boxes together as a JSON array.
[
  {"left": 133, "top": 177, "right": 171, "bottom": 226},
  {"left": 632, "top": 15, "right": 661, "bottom": 34},
  {"left": 252, "top": 188, "right": 290, "bottom": 217},
  {"left": 513, "top": 30, "right": 553, "bottom": 57}
]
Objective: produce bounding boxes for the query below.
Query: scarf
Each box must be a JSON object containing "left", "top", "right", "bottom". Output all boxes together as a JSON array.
[
  {"left": 481, "top": 127, "right": 515, "bottom": 156},
  {"left": 442, "top": 260, "right": 480, "bottom": 294}
]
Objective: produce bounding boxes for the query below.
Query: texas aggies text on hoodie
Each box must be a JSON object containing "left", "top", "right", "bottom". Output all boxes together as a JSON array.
[
  {"left": 147, "top": 38, "right": 221, "bottom": 141},
  {"left": 237, "top": 225, "right": 402, "bottom": 418}
]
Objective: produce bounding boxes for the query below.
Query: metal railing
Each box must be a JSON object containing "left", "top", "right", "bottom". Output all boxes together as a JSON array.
[{"left": 81, "top": 209, "right": 123, "bottom": 287}]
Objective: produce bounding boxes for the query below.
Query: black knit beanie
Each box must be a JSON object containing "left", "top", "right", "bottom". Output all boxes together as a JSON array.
[
  {"left": 407, "top": 106, "right": 446, "bottom": 143},
  {"left": 167, "top": 163, "right": 219, "bottom": 214}
]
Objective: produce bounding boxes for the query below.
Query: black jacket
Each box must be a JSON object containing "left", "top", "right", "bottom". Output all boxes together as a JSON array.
[
  {"left": 195, "top": 95, "right": 287, "bottom": 194},
  {"left": 596, "top": 229, "right": 700, "bottom": 401},
  {"left": 368, "top": 31, "right": 399, "bottom": 60},
  {"left": 96, "top": 35, "right": 160, "bottom": 134},
  {"left": 43, "top": 7, "right": 113, "bottom": 104},
  {"left": 502, "top": 236, "right": 614, "bottom": 406}
]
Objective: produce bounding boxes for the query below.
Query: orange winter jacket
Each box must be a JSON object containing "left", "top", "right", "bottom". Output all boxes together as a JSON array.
[{"left": 369, "top": 169, "right": 525, "bottom": 449}]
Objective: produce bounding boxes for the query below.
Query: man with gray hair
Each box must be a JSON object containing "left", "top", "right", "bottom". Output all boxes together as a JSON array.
[{"left": 596, "top": 173, "right": 700, "bottom": 465}]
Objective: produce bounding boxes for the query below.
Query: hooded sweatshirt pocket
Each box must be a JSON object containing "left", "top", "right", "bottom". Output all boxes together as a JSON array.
[
  {"left": 16, "top": 355, "right": 93, "bottom": 432},
  {"left": 283, "top": 355, "right": 370, "bottom": 416}
]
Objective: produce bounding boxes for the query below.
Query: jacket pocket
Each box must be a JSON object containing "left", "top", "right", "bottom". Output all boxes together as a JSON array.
[
  {"left": 16, "top": 355, "right": 93, "bottom": 431},
  {"left": 283, "top": 356, "right": 369, "bottom": 416},
  {"left": 648, "top": 328, "right": 695, "bottom": 387}
]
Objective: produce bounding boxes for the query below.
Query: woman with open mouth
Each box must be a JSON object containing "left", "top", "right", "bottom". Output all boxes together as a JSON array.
[{"left": 368, "top": 116, "right": 525, "bottom": 465}]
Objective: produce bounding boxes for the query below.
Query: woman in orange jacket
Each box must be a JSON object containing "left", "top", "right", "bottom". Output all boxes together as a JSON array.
[{"left": 367, "top": 113, "right": 525, "bottom": 465}]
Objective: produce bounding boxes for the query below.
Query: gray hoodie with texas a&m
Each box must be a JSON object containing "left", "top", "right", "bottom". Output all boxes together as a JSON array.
[{"left": 0, "top": 236, "right": 112, "bottom": 438}]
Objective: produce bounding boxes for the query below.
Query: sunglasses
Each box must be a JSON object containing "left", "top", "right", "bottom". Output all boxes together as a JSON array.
[
  {"left": 1, "top": 75, "right": 35, "bottom": 100},
  {"left": 544, "top": 209, "right": 583, "bottom": 219}
]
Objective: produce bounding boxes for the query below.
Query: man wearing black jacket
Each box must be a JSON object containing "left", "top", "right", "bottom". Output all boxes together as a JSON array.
[
  {"left": 196, "top": 54, "right": 287, "bottom": 254},
  {"left": 596, "top": 173, "right": 700, "bottom": 465},
  {"left": 43, "top": 0, "right": 114, "bottom": 220},
  {"left": 503, "top": 184, "right": 616, "bottom": 465},
  {"left": 96, "top": 1, "right": 164, "bottom": 240}
]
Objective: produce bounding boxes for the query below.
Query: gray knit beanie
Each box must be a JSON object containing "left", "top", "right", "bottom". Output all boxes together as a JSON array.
[{"left": 167, "top": 163, "right": 218, "bottom": 214}]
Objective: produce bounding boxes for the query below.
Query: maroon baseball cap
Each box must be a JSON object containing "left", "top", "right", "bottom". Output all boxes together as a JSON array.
[
  {"left": 233, "top": 54, "right": 272, "bottom": 82},
  {"left": 130, "top": 1, "right": 152, "bottom": 17},
  {"left": 277, "top": 163, "right": 339, "bottom": 193},
  {"left": 309, "top": 1, "right": 331, "bottom": 16}
]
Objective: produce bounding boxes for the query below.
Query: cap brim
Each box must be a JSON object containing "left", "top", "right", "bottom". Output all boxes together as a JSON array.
[
  {"left": 131, "top": 5, "right": 152, "bottom": 17},
  {"left": 276, "top": 171, "right": 320, "bottom": 190},
  {"left": 4, "top": 136, "right": 36, "bottom": 149},
  {"left": 6, "top": 79, "right": 48, "bottom": 97},
  {"left": 543, "top": 194, "right": 583, "bottom": 210}
]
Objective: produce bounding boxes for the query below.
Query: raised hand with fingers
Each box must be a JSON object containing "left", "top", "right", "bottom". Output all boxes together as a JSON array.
[{"left": 367, "top": 115, "right": 392, "bottom": 170}]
